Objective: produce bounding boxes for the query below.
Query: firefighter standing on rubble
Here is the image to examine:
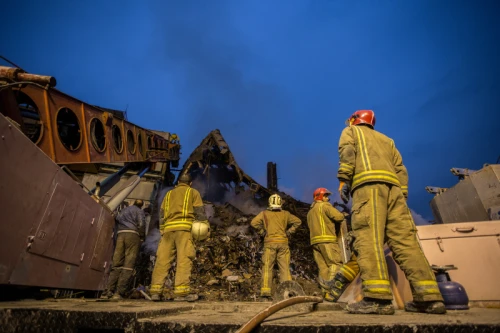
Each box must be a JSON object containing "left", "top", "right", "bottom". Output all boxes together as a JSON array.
[
  {"left": 149, "top": 173, "right": 208, "bottom": 302},
  {"left": 337, "top": 110, "right": 446, "bottom": 315},
  {"left": 101, "top": 199, "right": 146, "bottom": 300},
  {"left": 306, "top": 188, "right": 345, "bottom": 301},
  {"left": 251, "top": 194, "right": 302, "bottom": 299}
]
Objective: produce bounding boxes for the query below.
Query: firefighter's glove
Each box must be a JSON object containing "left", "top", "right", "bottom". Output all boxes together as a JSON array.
[
  {"left": 286, "top": 230, "right": 292, "bottom": 238},
  {"left": 259, "top": 230, "right": 267, "bottom": 238},
  {"left": 339, "top": 181, "right": 351, "bottom": 204}
]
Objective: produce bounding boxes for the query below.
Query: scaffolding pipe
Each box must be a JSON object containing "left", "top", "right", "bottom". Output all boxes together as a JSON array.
[
  {"left": 105, "top": 167, "right": 150, "bottom": 211},
  {"left": 88, "top": 164, "right": 131, "bottom": 197}
]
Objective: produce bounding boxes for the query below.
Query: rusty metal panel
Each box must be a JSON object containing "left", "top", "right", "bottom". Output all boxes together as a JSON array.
[
  {"left": 137, "top": 128, "right": 146, "bottom": 159},
  {"left": 89, "top": 211, "right": 115, "bottom": 272},
  {"left": 46, "top": 91, "right": 89, "bottom": 164},
  {"left": 84, "top": 106, "right": 109, "bottom": 163},
  {"left": 124, "top": 121, "right": 138, "bottom": 162},
  {"left": 109, "top": 117, "right": 125, "bottom": 162},
  {"left": 0, "top": 114, "right": 58, "bottom": 284},
  {"left": 0, "top": 89, "right": 25, "bottom": 131},
  {"left": 0, "top": 113, "right": 114, "bottom": 290},
  {"left": 6, "top": 79, "right": 177, "bottom": 165},
  {"left": 28, "top": 183, "right": 78, "bottom": 258},
  {"left": 10, "top": 86, "right": 54, "bottom": 158},
  {"left": 28, "top": 186, "right": 95, "bottom": 266}
]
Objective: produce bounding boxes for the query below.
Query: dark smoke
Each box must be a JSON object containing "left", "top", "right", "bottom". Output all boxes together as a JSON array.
[
  {"left": 148, "top": 0, "right": 292, "bottom": 176},
  {"left": 148, "top": 1, "right": 431, "bottom": 224}
]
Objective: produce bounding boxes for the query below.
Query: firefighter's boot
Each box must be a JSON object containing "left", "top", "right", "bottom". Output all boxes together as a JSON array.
[
  {"left": 346, "top": 297, "right": 395, "bottom": 315},
  {"left": 329, "top": 272, "right": 351, "bottom": 302},
  {"left": 111, "top": 293, "right": 123, "bottom": 301},
  {"left": 318, "top": 272, "right": 351, "bottom": 302},
  {"left": 150, "top": 294, "right": 161, "bottom": 302},
  {"left": 323, "top": 292, "right": 336, "bottom": 302},
  {"left": 404, "top": 301, "right": 446, "bottom": 314},
  {"left": 100, "top": 291, "right": 113, "bottom": 300}
]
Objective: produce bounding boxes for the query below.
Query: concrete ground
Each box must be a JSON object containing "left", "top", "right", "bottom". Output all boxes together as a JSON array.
[{"left": 1, "top": 299, "right": 499, "bottom": 332}]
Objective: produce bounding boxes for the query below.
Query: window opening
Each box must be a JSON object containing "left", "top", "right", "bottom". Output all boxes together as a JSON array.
[
  {"left": 127, "top": 129, "right": 136, "bottom": 154},
  {"left": 15, "top": 91, "right": 43, "bottom": 144},
  {"left": 90, "top": 118, "right": 106, "bottom": 153},
  {"left": 56, "top": 107, "right": 82, "bottom": 151},
  {"left": 112, "top": 124, "right": 123, "bottom": 153}
]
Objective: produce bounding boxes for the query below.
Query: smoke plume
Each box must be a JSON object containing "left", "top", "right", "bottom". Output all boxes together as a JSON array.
[{"left": 148, "top": 1, "right": 292, "bottom": 176}]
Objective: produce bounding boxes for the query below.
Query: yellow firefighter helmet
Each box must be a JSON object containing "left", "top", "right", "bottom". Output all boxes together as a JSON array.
[
  {"left": 191, "top": 221, "right": 210, "bottom": 241},
  {"left": 268, "top": 194, "right": 282, "bottom": 210}
]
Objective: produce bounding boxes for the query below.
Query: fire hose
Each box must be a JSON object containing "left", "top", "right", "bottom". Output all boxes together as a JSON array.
[{"left": 235, "top": 296, "right": 323, "bottom": 333}]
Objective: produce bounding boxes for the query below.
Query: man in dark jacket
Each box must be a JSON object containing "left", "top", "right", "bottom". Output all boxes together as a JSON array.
[{"left": 101, "top": 199, "right": 146, "bottom": 300}]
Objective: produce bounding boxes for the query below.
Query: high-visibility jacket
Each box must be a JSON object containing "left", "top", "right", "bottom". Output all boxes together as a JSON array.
[
  {"left": 337, "top": 125, "right": 408, "bottom": 196},
  {"left": 250, "top": 209, "right": 301, "bottom": 244},
  {"left": 307, "top": 201, "right": 344, "bottom": 245},
  {"left": 160, "top": 183, "right": 204, "bottom": 232}
]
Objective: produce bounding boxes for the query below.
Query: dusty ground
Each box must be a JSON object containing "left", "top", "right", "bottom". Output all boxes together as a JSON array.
[{"left": 2, "top": 299, "right": 500, "bottom": 328}]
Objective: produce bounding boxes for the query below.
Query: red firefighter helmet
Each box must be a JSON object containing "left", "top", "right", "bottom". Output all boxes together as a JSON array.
[
  {"left": 346, "top": 110, "right": 376, "bottom": 128},
  {"left": 313, "top": 188, "right": 332, "bottom": 201}
]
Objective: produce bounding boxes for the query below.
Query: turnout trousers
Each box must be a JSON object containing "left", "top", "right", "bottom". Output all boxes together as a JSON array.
[
  {"left": 350, "top": 182, "right": 443, "bottom": 302},
  {"left": 338, "top": 253, "right": 360, "bottom": 282},
  {"left": 106, "top": 232, "right": 141, "bottom": 296},
  {"left": 312, "top": 243, "right": 342, "bottom": 283},
  {"left": 260, "top": 243, "right": 292, "bottom": 296},
  {"left": 150, "top": 230, "right": 196, "bottom": 296}
]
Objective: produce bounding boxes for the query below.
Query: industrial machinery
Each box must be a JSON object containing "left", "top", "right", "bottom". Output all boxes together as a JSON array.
[
  {"left": 0, "top": 65, "right": 180, "bottom": 292},
  {"left": 426, "top": 164, "right": 500, "bottom": 224}
]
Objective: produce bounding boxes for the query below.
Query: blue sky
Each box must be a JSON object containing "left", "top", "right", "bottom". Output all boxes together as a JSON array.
[{"left": 2, "top": 0, "right": 499, "bottom": 221}]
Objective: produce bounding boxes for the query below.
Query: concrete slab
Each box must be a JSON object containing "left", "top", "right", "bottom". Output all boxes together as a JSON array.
[{"left": 0, "top": 299, "right": 499, "bottom": 333}]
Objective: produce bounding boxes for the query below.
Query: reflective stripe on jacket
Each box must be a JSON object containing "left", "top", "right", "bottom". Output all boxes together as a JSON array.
[
  {"left": 307, "top": 201, "right": 344, "bottom": 245},
  {"left": 160, "top": 183, "right": 204, "bottom": 232},
  {"left": 337, "top": 125, "right": 409, "bottom": 196}
]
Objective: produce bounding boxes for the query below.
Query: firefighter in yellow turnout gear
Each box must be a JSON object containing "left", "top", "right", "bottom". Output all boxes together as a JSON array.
[
  {"left": 337, "top": 110, "right": 445, "bottom": 315},
  {"left": 150, "top": 173, "right": 208, "bottom": 301},
  {"left": 306, "top": 187, "right": 345, "bottom": 301},
  {"left": 251, "top": 194, "right": 302, "bottom": 298},
  {"left": 309, "top": 189, "right": 361, "bottom": 302}
]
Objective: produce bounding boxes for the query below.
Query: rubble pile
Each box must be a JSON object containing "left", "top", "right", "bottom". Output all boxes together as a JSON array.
[
  {"left": 137, "top": 198, "right": 322, "bottom": 301},
  {"left": 190, "top": 202, "right": 320, "bottom": 301},
  {"left": 132, "top": 129, "right": 350, "bottom": 301}
]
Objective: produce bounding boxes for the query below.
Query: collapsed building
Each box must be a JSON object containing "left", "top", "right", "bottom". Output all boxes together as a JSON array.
[{"left": 138, "top": 129, "right": 351, "bottom": 300}]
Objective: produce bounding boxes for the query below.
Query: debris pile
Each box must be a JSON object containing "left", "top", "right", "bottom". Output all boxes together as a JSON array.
[
  {"left": 192, "top": 201, "right": 323, "bottom": 301},
  {"left": 134, "top": 129, "right": 349, "bottom": 301},
  {"left": 139, "top": 197, "right": 322, "bottom": 301}
]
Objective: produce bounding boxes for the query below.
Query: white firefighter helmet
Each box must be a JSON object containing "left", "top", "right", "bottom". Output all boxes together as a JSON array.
[
  {"left": 191, "top": 221, "right": 210, "bottom": 241},
  {"left": 268, "top": 194, "right": 282, "bottom": 210}
]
